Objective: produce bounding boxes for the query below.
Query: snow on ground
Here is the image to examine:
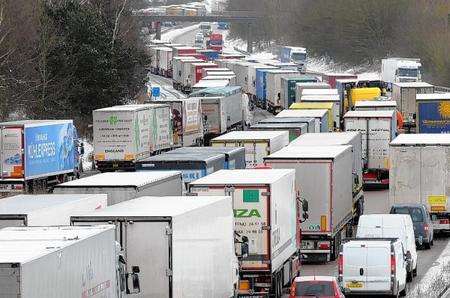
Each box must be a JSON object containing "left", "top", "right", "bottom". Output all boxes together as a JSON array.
[
  {"left": 81, "top": 140, "right": 94, "bottom": 172},
  {"left": 161, "top": 24, "right": 200, "bottom": 42}
]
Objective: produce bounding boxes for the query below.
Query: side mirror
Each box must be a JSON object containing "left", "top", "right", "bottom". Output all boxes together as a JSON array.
[{"left": 302, "top": 199, "right": 309, "bottom": 213}]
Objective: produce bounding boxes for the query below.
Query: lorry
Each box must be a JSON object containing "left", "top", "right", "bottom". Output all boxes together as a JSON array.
[
  {"left": 280, "top": 46, "right": 307, "bottom": 72},
  {"left": 93, "top": 104, "right": 173, "bottom": 172},
  {"left": 259, "top": 117, "right": 317, "bottom": 133},
  {"left": 233, "top": 62, "right": 254, "bottom": 94},
  {"left": 344, "top": 110, "right": 397, "bottom": 186},
  {"left": 156, "top": 47, "right": 173, "bottom": 77},
  {"left": 265, "top": 70, "right": 300, "bottom": 113},
  {"left": 389, "top": 134, "right": 450, "bottom": 232},
  {"left": 321, "top": 73, "right": 357, "bottom": 89},
  {"left": 167, "top": 146, "right": 246, "bottom": 170},
  {"left": 416, "top": 93, "right": 450, "bottom": 133},
  {"left": 200, "top": 22, "right": 212, "bottom": 36},
  {"left": 156, "top": 98, "right": 203, "bottom": 147},
  {"left": 250, "top": 122, "right": 307, "bottom": 142},
  {"left": 277, "top": 108, "right": 329, "bottom": 132},
  {"left": 295, "top": 82, "right": 331, "bottom": 102},
  {"left": 72, "top": 196, "right": 237, "bottom": 298},
  {"left": 198, "top": 49, "right": 220, "bottom": 61},
  {"left": 172, "top": 46, "right": 197, "bottom": 57},
  {"left": 289, "top": 132, "right": 364, "bottom": 224},
  {"left": 247, "top": 65, "right": 278, "bottom": 103},
  {"left": 0, "top": 120, "right": 80, "bottom": 194},
  {"left": 298, "top": 95, "right": 341, "bottom": 129},
  {"left": 281, "top": 76, "right": 319, "bottom": 109},
  {"left": 188, "top": 62, "right": 218, "bottom": 91},
  {"left": 0, "top": 225, "right": 136, "bottom": 298},
  {"left": 202, "top": 74, "right": 237, "bottom": 85},
  {"left": 392, "top": 82, "right": 434, "bottom": 128},
  {"left": 172, "top": 56, "right": 201, "bottom": 90},
  {"left": 54, "top": 171, "right": 182, "bottom": 205},
  {"left": 189, "top": 169, "right": 302, "bottom": 297},
  {"left": 190, "top": 86, "right": 243, "bottom": 139},
  {"left": 207, "top": 33, "right": 224, "bottom": 52},
  {"left": 264, "top": 145, "right": 354, "bottom": 262},
  {"left": 381, "top": 58, "right": 422, "bottom": 88},
  {"left": 211, "top": 131, "right": 289, "bottom": 168},
  {"left": 256, "top": 68, "right": 277, "bottom": 108},
  {"left": 354, "top": 100, "right": 397, "bottom": 111},
  {"left": 136, "top": 152, "right": 225, "bottom": 186},
  {"left": 0, "top": 194, "right": 106, "bottom": 229}
]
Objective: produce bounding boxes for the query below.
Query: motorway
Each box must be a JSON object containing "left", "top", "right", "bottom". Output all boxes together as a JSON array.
[{"left": 148, "top": 24, "right": 450, "bottom": 298}]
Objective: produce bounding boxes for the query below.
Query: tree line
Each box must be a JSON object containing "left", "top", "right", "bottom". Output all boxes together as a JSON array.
[
  {"left": 0, "top": 0, "right": 149, "bottom": 135},
  {"left": 227, "top": 0, "right": 450, "bottom": 86}
]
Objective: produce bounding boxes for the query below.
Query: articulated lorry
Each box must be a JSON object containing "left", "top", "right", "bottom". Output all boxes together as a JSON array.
[
  {"left": 381, "top": 58, "right": 422, "bottom": 88},
  {"left": 280, "top": 46, "right": 307, "bottom": 73},
  {"left": 0, "top": 120, "right": 81, "bottom": 194}
]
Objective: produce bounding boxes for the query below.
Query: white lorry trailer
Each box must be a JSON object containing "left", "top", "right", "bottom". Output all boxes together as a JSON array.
[
  {"left": 264, "top": 146, "right": 354, "bottom": 262},
  {"left": 53, "top": 171, "right": 182, "bottom": 206},
  {"left": 381, "top": 58, "right": 422, "bottom": 88},
  {"left": 289, "top": 132, "right": 364, "bottom": 223},
  {"left": 0, "top": 194, "right": 106, "bottom": 229},
  {"left": 0, "top": 225, "right": 137, "bottom": 298},
  {"left": 389, "top": 134, "right": 450, "bottom": 232},
  {"left": 344, "top": 110, "right": 397, "bottom": 187},
  {"left": 265, "top": 70, "right": 300, "bottom": 114},
  {"left": 189, "top": 169, "right": 301, "bottom": 297},
  {"left": 71, "top": 196, "right": 237, "bottom": 298},
  {"left": 354, "top": 100, "right": 397, "bottom": 111},
  {"left": 211, "top": 131, "right": 289, "bottom": 168},
  {"left": 295, "top": 82, "right": 331, "bottom": 102}
]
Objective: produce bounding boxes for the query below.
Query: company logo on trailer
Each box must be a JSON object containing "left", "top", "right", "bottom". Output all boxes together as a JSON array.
[
  {"left": 108, "top": 115, "right": 119, "bottom": 125},
  {"left": 234, "top": 209, "right": 261, "bottom": 218},
  {"left": 439, "top": 102, "right": 450, "bottom": 119}
]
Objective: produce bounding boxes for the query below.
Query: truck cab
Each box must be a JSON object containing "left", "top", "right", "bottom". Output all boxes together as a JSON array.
[
  {"left": 395, "top": 60, "right": 422, "bottom": 83},
  {"left": 280, "top": 46, "right": 307, "bottom": 73}
]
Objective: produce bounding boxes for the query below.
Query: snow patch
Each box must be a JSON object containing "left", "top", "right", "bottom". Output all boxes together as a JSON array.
[
  {"left": 161, "top": 24, "right": 200, "bottom": 42},
  {"left": 81, "top": 140, "right": 94, "bottom": 172}
]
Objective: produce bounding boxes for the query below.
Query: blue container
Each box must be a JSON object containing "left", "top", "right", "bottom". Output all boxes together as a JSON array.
[
  {"left": 198, "top": 50, "right": 220, "bottom": 61},
  {"left": 167, "top": 147, "right": 246, "bottom": 169},
  {"left": 417, "top": 99, "right": 450, "bottom": 133},
  {"left": 256, "top": 68, "right": 274, "bottom": 107}
]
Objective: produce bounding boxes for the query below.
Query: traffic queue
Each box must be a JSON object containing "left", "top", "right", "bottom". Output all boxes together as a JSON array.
[{"left": 0, "top": 32, "right": 450, "bottom": 298}]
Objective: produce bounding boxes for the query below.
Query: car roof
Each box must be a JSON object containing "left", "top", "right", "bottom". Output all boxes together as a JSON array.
[
  {"left": 294, "top": 276, "right": 336, "bottom": 282},
  {"left": 391, "top": 203, "right": 427, "bottom": 209}
]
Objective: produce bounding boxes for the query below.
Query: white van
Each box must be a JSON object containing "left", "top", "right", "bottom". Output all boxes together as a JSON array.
[
  {"left": 339, "top": 239, "right": 408, "bottom": 296},
  {"left": 356, "top": 214, "right": 417, "bottom": 282}
]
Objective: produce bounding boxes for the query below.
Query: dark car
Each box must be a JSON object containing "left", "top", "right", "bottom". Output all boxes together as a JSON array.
[
  {"left": 390, "top": 203, "right": 434, "bottom": 249},
  {"left": 289, "top": 276, "right": 345, "bottom": 298}
]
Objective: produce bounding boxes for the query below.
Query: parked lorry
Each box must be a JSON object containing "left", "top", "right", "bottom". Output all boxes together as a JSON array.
[
  {"left": 54, "top": 171, "right": 182, "bottom": 205},
  {"left": 190, "top": 86, "right": 243, "bottom": 138},
  {"left": 198, "top": 49, "right": 220, "bottom": 61},
  {"left": 321, "top": 73, "right": 357, "bottom": 89},
  {"left": 207, "top": 33, "right": 224, "bottom": 52},
  {"left": 233, "top": 62, "right": 254, "bottom": 94},
  {"left": 156, "top": 47, "right": 173, "bottom": 77},
  {"left": 211, "top": 131, "right": 289, "bottom": 167},
  {"left": 296, "top": 82, "right": 331, "bottom": 102},
  {"left": 389, "top": 134, "right": 450, "bottom": 232},
  {"left": 0, "top": 120, "right": 80, "bottom": 194},
  {"left": 167, "top": 146, "right": 246, "bottom": 170},
  {"left": 266, "top": 70, "right": 300, "bottom": 113},
  {"left": 264, "top": 146, "right": 353, "bottom": 262},
  {"left": 354, "top": 100, "right": 397, "bottom": 111},
  {"left": 256, "top": 68, "right": 276, "bottom": 108},
  {"left": 382, "top": 58, "right": 422, "bottom": 88},
  {"left": 259, "top": 117, "right": 317, "bottom": 133},
  {"left": 156, "top": 98, "right": 203, "bottom": 147},
  {"left": 192, "top": 79, "right": 230, "bottom": 92},
  {"left": 172, "top": 46, "right": 197, "bottom": 57},
  {"left": 0, "top": 225, "right": 136, "bottom": 298},
  {"left": 289, "top": 132, "right": 364, "bottom": 224},
  {"left": 188, "top": 62, "right": 218, "bottom": 92},
  {"left": 416, "top": 93, "right": 450, "bottom": 133},
  {"left": 250, "top": 122, "right": 307, "bottom": 142},
  {"left": 344, "top": 110, "right": 397, "bottom": 186},
  {"left": 189, "top": 169, "right": 302, "bottom": 297},
  {"left": 280, "top": 46, "right": 307, "bottom": 72},
  {"left": 202, "top": 74, "right": 237, "bottom": 85},
  {"left": 93, "top": 104, "right": 173, "bottom": 171},
  {"left": 0, "top": 194, "right": 106, "bottom": 229},
  {"left": 297, "top": 96, "right": 341, "bottom": 129},
  {"left": 72, "top": 196, "right": 237, "bottom": 298},
  {"left": 248, "top": 65, "right": 278, "bottom": 103},
  {"left": 172, "top": 56, "right": 201, "bottom": 90},
  {"left": 278, "top": 108, "right": 329, "bottom": 132},
  {"left": 281, "top": 76, "right": 319, "bottom": 109},
  {"left": 392, "top": 82, "right": 434, "bottom": 128}
]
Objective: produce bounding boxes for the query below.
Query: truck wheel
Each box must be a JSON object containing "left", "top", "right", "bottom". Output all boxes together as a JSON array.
[
  {"left": 406, "top": 271, "right": 413, "bottom": 282},
  {"left": 399, "top": 284, "right": 407, "bottom": 297}
]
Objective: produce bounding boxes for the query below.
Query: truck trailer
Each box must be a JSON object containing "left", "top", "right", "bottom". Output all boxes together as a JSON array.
[
  {"left": 264, "top": 146, "right": 354, "bottom": 262},
  {"left": 189, "top": 169, "right": 300, "bottom": 297},
  {"left": 295, "top": 82, "right": 331, "bottom": 103},
  {"left": 259, "top": 117, "right": 317, "bottom": 133},
  {"left": 265, "top": 70, "right": 300, "bottom": 113},
  {"left": 0, "top": 120, "right": 80, "bottom": 194},
  {"left": 416, "top": 93, "right": 450, "bottom": 133},
  {"left": 53, "top": 171, "right": 182, "bottom": 205},
  {"left": 0, "top": 194, "right": 106, "bottom": 229},
  {"left": 281, "top": 76, "right": 319, "bottom": 110},
  {"left": 389, "top": 134, "right": 450, "bottom": 232},
  {"left": 381, "top": 58, "right": 422, "bottom": 87},
  {"left": 250, "top": 122, "right": 307, "bottom": 142},
  {"left": 72, "top": 196, "right": 238, "bottom": 298},
  {"left": 277, "top": 109, "right": 329, "bottom": 132},
  {"left": 211, "top": 131, "right": 289, "bottom": 168}
]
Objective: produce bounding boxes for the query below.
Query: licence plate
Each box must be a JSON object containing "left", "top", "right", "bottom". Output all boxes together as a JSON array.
[
  {"left": 301, "top": 241, "right": 314, "bottom": 250},
  {"left": 346, "top": 281, "right": 363, "bottom": 289}
]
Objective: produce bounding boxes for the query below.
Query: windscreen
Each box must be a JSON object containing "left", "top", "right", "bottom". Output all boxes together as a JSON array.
[
  {"left": 291, "top": 52, "right": 307, "bottom": 62},
  {"left": 392, "top": 207, "right": 424, "bottom": 222},
  {"left": 397, "top": 68, "right": 418, "bottom": 77},
  {"left": 295, "top": 281, "right": 334, "bottom": 296}
]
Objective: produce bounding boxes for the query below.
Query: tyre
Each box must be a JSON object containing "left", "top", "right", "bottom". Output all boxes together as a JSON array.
[
  {"left": 424, "top": 241, "right": 431, "bottom": 249},
  {"left": 406, "top": 271, "right": 413, "bottom": 282},
  {"left": 413, "top": 265, "right": 417, "bottom": 277},
  {"left": 399, "top": 285, "right": 407, "bottom": 297},
  {"left": 431, "top": 238, "right": 434, "bottom": 246}
]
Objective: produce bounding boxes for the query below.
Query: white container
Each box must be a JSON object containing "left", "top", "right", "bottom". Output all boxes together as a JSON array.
[
  {"left": 266, "top": 70, "right": 300, "bottom": 111},
  {"left": 148, "top": 103, "right": 174, "bottom": 152},
  {"left": 192, "top": 79, "right": 230, "bottom": 92},
  {"left": 296, "top": 82, "right": 330, "bottom": 102},
  {"left": 172, "top": 56, "right": 199, "bottom": 86},
  {"left": 189, "top": 169, "right": 299, "bottom": 294},
  {"left": 156, "top": 98, "right": 203, "bottom": 147},
  {"left": 344, "top": 110, "right": 396, "bottom": 170},
  {"left": 0, "top": 225, "right": 119, "bottom": 298},
  {"left": 276, "top": 109, "right": 329, "bottom": 133},
  {"left": 389, "top": 134, "right": 450, "bottom": 231},
  {"left": 233, "top": 62, "right": 254, "bottom": 93},
  {"left": 290, "top": 132, "right": 363, "bottom": 194},
  {"left": 0, "top": 194, "right": 107, "bottom": 229},
  {"left": 72, "top": 196, "right": 237, "bottom": 298},
  {"left": 202, "top": 75, "right": 237, "bottom": 85},
  {"left": 180, "top": 58, "right": 202, "bottom": 88},
  {"left": 93, "top": 105, "right": 151, "bottom": 162},
  {"left": 247, "top": 65, "right": 278, "bottom": 97},
  {"left": 264, "top": 146, "right": 353, "bottom": 262},
  {"left": 300, "top": 94, "right": 341, "bottom": 128},
  {"left": 211, "top": 131, "right": 289, "bottom": 167},
  {"left": 392, "top": 82, "right": 434, "bottom": 123},
  {"left": 354, "top": 100, "right": 397, "bottom": 111},
  {"left": 53, "top": 171, "right": 182, "bottom": 205},
  {"left": 157, "top": 47, "right": 173, "bottom": 75}
]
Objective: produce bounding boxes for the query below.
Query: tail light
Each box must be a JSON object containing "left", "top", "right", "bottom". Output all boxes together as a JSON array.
[
  {"left": 338, "top": 253, "right": 343, "bottom": 275},
  {"left": 318, "top": 241, "right": 330, "bottom": 250},
  {"left": 424, "top": 224, "right": 429, "bottom": 235},
  {"left": 289, "top": 283, "right": 296, "bottom": 297},
  {"left": 439, "top": 219, "right": 449, "bottom": 225},
  {"left": 390, "top": 254, "right": 396, "bottom": 275}
]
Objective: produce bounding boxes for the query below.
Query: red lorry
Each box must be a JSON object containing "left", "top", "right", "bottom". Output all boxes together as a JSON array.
[{"left": 207, "top": 33, "right": 224, "bottom": 52}]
